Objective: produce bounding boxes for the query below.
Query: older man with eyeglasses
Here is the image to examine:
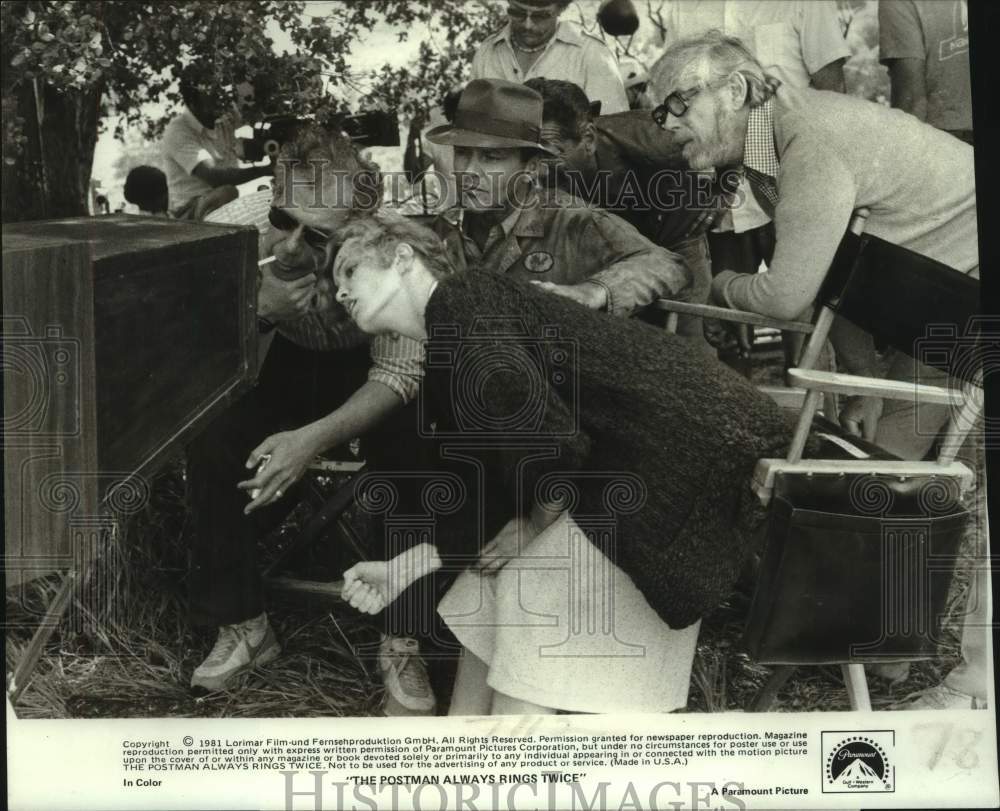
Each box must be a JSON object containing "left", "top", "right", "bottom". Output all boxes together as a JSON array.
[{"left": 470, "top": 0, "right": 628, "bottom": 115}]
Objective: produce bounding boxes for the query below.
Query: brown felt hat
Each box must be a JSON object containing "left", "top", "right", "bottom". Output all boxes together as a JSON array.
[{"left": 426, "top": 79, "right": 556, "bottom": 154}]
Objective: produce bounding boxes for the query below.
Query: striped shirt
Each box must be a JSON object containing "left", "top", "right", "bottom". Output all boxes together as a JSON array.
[{"left": 204, "top": 190, "right": 424, "bottom": 403}]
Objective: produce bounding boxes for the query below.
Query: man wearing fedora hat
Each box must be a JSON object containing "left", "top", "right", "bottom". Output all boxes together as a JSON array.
[
  {"left": 426, "top": 78, "right": 690, "bottom": 316},
  {"left": 471, "top": 0, "right": 628, "bottom": 115}
]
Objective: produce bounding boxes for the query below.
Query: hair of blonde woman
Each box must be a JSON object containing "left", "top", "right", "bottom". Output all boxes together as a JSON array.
[
  {"left": 649, "top": 30, "right": 781, "bottom": 109},
  {"left": 334, "top": 210, "right": 458, "bottom": 283}
]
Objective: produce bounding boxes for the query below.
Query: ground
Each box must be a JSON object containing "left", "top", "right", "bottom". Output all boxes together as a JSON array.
[{"left": 5, "top": 347, "right": 981, "bottom": 719}]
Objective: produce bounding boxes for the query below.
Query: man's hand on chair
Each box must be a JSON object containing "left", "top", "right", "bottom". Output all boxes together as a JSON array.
[
  {"left": 703, "top": 317, "right": 752, "bottom": 358},
  {"left": 475, "top": 516, "right": 537, "bottom": 573},
  {"left": 839, "top": 395, "right": 884, "bottom": 443},
  {"left": 239, "top": 427, "right": 319, "bottom": 513},
  {"left": 705, "top": 279, "right": 752, "bottom": 358}
]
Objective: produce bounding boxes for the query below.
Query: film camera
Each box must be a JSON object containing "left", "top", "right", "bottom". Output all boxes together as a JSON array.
[
  {"left": 243, "top": 109, "right": 400, "bottom": 162},
  {"left": 421, "top": 317, "right": 579, "bottom": 440}
]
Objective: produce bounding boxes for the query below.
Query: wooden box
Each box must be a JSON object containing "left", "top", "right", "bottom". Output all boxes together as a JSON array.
[{"left": 3, "top": 215, "right": 258, "bottom": 586}]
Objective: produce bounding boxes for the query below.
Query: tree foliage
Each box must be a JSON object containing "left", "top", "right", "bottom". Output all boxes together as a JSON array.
[{"left": 0, "top": 0, "right": 505, "bottom": 220}]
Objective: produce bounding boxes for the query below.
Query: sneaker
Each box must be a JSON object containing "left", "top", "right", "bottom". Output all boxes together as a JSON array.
[
  {"left": 378, "top": 636, "right": 435, "bottom": 715},
  {"left": 892, "top": 683, "right": 982, "bottom": 710},
  {"left": 870, "top": 661, "right": 911, "bottom": 684},
  {"left": 190, "top": 612, "right": 280, "bottom": 691}
]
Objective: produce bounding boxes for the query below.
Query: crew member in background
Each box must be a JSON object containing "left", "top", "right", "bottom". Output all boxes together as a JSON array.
[
  {"left": 161, "top": 65, "right": 273, "bottom": 220},
  {"left": 470, "top": 0, "right": 629, "bottom": 115},
  {"left": 402, "top": 86, "right": 463, "bottom": 212},
  {"left": 880, "top": 0, "right": 973, "bottom": 145},
  {"left": 123, "top": 165, "right": 169, "bottom": 216},
  {"left": 618, "top": 55, "right": 654, "bottom": 110},
  {"left": 880, "top": 0, "right": 982, "bottom": 707},
  {"left": 526, "top": 77, "right": 717, "bottom": 349},
  {"left": 654, "top": 1, "right": 850, "bottom": 369}
]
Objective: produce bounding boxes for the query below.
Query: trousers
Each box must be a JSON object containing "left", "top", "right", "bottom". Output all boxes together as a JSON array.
[{"left": 186, "top": 333, "right": 449, "bottom": 644}]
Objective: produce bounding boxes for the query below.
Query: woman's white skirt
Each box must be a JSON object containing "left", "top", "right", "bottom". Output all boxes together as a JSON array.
[{"left": 437, "top": 512, "right": 700, "bottom": 714}]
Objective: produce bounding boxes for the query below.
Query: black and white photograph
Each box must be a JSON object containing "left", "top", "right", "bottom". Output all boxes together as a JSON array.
[{"left": 3, "top": 1, "right": 997, "bottom": 809}]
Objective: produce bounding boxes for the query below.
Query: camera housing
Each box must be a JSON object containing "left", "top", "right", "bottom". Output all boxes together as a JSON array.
[{"left": 243, "top": 110, "right": 401, "bottom": 162}]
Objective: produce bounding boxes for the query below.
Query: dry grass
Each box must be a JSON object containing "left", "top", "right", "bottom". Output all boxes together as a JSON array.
[
  {"left": 5, "top": 350, "right": 986, "bottom": 718},
  {"left": 6, "top": 465, "right": 388, "bottom": 719}
]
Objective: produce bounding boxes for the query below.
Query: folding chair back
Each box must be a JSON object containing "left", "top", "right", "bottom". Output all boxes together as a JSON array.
[{"left": 745, "top": 216, "right": 982, "bottom": 710}]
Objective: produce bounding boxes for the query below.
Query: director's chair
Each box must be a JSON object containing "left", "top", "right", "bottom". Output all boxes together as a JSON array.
[{"left": 658, "top": 210, "right": 982, "bottom": 711}]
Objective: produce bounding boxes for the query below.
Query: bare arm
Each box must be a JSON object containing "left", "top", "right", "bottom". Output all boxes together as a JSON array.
[
  {"left": 810, "top": 58, "right": 847, "bottom": 93},
  {"left": 192, "top": 159, "right": 273, "bottom": 189},
  {"left": 239, "top": 380, "right": 404, "bottom": 511},
  {"left": 885, "top": 58, "right": 928, "bottom": 121}
]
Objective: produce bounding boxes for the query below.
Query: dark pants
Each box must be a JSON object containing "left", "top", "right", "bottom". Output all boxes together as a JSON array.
[
  {"left": 186, "top": 333, "right": 450, "bottom": 640},
  {"left": 707, "top": 224, "right": 778, "bottom": 374},
  {"left": 187, "top": 334, "right": 370, "bottom": 626}
]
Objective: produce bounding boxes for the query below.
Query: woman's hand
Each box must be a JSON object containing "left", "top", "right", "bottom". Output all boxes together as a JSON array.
[
  {"left": 342, "top": 544, "right": 442, "bottom": 615},
  {"left": 238, "top": 427, "right": 320, "bottom": 513},
  {"left": 341, "top": 562, "right": 393, "bottom": 615},
  {"left": 475, "top": 516, "right": 537, "bottom": 574}
]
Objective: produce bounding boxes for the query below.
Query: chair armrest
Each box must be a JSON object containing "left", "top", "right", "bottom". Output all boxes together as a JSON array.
[
  {"left": 787, "top": 368, "right": 964, "bottom": 406},
  {"left": 752, "top": 458, "right": 975, "bottom": 505},
  {"left": 759, "top": 385, "right": 808, "bottom": 410},
  {"left": 653, "top": 299, "right": 815, "bottom": 334}
]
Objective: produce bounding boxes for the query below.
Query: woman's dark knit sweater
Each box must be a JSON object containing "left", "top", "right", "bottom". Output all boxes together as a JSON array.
[{"left": 423, "top": 271, "right": 792, "bottom": 629}]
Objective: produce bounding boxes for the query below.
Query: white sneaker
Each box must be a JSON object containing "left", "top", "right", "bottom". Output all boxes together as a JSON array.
[
  {"left": 191, "top": 612, "right": 280, "bottom": 691},
  {"left": 870, "top": 661, "right": 911, "bottom": 684},
  {"left": 379, "top": 636, "right": 435, "bottom": 715}
]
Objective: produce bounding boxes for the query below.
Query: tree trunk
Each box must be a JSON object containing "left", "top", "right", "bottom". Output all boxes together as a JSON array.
[{"left": 2, "top": 80, "right": 103, "bottom": 222}]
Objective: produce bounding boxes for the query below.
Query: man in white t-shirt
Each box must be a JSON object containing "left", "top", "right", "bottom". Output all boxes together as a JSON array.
[{"left": 161, "top": 67, "right": 273, "bottom": 219}]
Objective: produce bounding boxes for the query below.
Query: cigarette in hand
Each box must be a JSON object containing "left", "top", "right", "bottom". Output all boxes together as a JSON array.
[{"left": 258, "top": 256, "right": 277, "bottom": 267}]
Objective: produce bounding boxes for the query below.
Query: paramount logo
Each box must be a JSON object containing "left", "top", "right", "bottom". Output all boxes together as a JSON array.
[{"left": 821, "top": 731, "right": 895, "bottom": 794}]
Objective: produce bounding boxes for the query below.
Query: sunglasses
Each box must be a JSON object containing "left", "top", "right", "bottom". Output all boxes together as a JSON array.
[
  {"left": 507, "top": 5, "right": 557, "bottom": 23},
  {"left": 267, "top": 207, "right": 333, "bottom": 250}
]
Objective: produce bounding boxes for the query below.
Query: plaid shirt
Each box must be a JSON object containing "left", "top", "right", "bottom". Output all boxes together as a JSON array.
[
  {"left": 741, "top": 100, "right": 781, "bottom": 215},
  {"left": 204, "top": 190, "right": 424, "bottom": 404}
]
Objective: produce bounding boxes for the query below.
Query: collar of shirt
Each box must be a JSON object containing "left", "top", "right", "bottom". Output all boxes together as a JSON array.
[
  {"left": 742, "top": 98, "right": 779, "bottom": 179},
  {"left": 459, "top": 185, "right": 549, "bottom": 271},
  {"left": 493, "top": 19, "right": 582, "bottom": 50}
]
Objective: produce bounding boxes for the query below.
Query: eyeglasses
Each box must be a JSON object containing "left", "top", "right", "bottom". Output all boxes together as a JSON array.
[
  {"left": 652, "top": 77, "right": 730, "bottom": 128},
  {"left": 507, "top": 5, "right": 557, "bottom": 23},
  {"left": 267, "top": 206, "right": 333, "bottom": 250},
  {"left": 652, "top": 87, "right": 704, "bottom": 128}
]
